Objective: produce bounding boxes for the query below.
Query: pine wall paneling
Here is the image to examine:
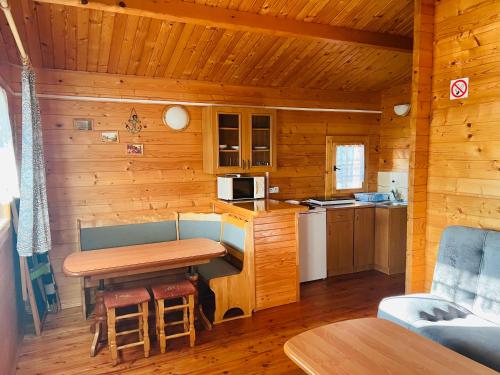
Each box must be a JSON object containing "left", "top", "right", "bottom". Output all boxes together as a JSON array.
[
  {"left": 406, "top": 0, "right": 433, "bottom": 293},
  {"left": 0, "top": 224, "right": 20, "bottom": 374},
  {"left": 270, "top": 110, "right": 381, "bottom": 201},
  {"left": 9, "top": 96, "right": 381, "bottom": 309},
  {"left": 379, "top": 83, "right": 412, "bottom": 172},
  {"left": 425, "top": 0, "right": 500, "bottom": 288}
]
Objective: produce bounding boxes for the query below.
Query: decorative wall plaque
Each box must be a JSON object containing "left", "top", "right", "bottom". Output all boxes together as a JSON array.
[{"left": 124, "top": 108, "right": 143, "bottom": 134}]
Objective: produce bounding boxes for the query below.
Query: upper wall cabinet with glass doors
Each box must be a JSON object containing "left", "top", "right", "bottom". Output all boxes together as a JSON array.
[{"left": 202, "top": 106, "right": 277, "bottom": 174}]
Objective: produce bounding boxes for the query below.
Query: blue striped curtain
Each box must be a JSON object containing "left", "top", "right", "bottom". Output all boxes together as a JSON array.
[{"left": 16, "top": 65, "right": 51, "bottom": 257}]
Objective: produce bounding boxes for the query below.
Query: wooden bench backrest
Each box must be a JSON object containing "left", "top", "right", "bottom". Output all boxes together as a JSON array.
[
  {"left": 78, "top": 212, "right": 179, "bottom": 251},
  {"left": 220, "top": 214, "right": 252, "bottom": 270},
  {"left": 178, "top": 213, "right": 222, "bottom": 242}
]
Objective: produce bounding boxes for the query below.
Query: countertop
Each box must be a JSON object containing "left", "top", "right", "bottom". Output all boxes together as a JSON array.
[
  {"left": 323, "top": 202, "right": 376, "bottom": 210},
  {"left": 212, "top": 199, "right": 308, "bottom": 218},
  {"left": 323, "top": 201, "right": 408, "bottom": 210}
]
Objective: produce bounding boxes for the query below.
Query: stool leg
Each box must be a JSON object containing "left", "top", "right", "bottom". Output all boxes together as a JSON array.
[
  {"left": 138, "top": 303, "right": 144, "bottom": 341},
  {"left": 188, "top": 294, "right": 195, "bottom": 348},
  {"left": 142, "top": 301, "right": 150, "bottom": 358},
  {"left": 158, "top": 299, "right": 166, "bottom": 354},
  {"left": 107, "top": 308, "right": 118, "bottom": 366},
  {"left": 182, "top": 296, "right": 188, "bottom": 332},
  {"left": 155, "top": 300, "right": 159, "bottom": 340}
]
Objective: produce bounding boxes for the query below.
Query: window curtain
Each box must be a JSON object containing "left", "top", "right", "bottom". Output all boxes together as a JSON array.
[
  {"left": 0, "top": 87, "right": 19, "bottom": 204},
  {"left": 335, "top": 144, "right": 365, "bottom": 190},
  {"left": 17, "top": 65, "right": 51, "bottom": 256},
  {"left": 17, "top": 65, "right": 60, "bottom": 311}
]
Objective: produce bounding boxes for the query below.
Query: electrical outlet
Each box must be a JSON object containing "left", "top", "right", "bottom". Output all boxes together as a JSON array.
[{"left": 269, "top": 186, "right": 279, "bottom": 194}]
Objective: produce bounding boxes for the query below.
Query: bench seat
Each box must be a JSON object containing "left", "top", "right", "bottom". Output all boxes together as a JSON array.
[{"left": 198, "top": 258, "right": 240, "bottom": 281}]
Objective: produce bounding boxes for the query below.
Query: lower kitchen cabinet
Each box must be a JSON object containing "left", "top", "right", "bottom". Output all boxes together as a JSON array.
[
  {"left": 354, "top": 207, "right": 375, "bottom": 271},
  {"left": 327, "top": 209, "right": 354, "bottom": 276},
  {"left": 327, "top": 206, "right": 375, "bottom": 277},
  {"left": 374, "top": 206, "right": 407, "bottom": 274}
]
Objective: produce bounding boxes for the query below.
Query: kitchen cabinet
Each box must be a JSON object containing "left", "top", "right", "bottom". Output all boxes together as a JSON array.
[
  {"left": 374, "top": 206, "right": 407, "bottom": 274},
  {"left": 327, "top": 206, "right": 374, "bottom": 277},
  {"left": 354, "top": 207, "right": 375, "bottom": 271},
  {"left": 212, "top": 199, "right": 307, "bottom": 311},
  {"left": 327, "top": 209, "right": 354, "bottom": 276},
  {"left": 202, "top": 106, "right": 277, "bottom": 174}
]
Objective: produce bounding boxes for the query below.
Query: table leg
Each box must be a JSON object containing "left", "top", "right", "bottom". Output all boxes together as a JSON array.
[
  {"left": 90, "top": 279, "right": 107, "bottom": 357},
  {"left": 187, "top": 267, "right": 212, "bottom": 331}
]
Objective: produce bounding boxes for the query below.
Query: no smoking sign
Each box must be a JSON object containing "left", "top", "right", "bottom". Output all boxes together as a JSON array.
[{"left": 450, "top": 77, "right": 469, "bottom": 100}]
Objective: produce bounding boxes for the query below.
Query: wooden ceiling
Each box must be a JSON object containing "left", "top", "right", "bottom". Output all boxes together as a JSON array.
[{"left": 0, "top": 0, "right": 413, "bottom": 92}]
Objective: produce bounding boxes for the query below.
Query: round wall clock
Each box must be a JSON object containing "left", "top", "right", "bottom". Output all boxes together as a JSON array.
[{"left": 163, "top": 105, "right": 190, "bottom": 131}]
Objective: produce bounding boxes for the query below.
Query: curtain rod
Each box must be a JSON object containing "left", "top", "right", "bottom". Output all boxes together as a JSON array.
[
  {"left": 10, "top": 91, "right": 382, "bottom": 114},
  {"left": 0, "top": 0, "right": 29, "bottom": 65}
]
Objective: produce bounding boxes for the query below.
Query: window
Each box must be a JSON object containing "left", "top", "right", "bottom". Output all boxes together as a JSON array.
[
  {"left": 335, "top": 144, "right": 365, "bottom": 189},
  {"left": 325, "top": 136, "right": 368, "bottom": 196},
  {"left": 0, "top": 87, "right": 19, "bottom": 220}
]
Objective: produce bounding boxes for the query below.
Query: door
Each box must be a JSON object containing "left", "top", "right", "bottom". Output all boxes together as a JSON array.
[
  {"left": 327, "top": 209, "right": 354, "bottom": 276},
  {"left": 354, "top": 207, "right": 375, "bottom": 272},
  {"left": 215, "top": 109, "right": 245, "bottom": 172},
  {"left": 299, "top": 211, "right": 327, "bottom": 282},
  {"left": 247, "top": 109, "right": 277, "bottom": 172}
]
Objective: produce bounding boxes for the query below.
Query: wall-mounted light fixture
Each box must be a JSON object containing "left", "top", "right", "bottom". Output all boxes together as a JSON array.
[{"left": 393, "top": 103, "right": 411, "bottom": 117}]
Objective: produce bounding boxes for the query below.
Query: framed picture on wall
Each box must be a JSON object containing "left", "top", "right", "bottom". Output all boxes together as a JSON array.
[
  {"left": 126, "top": 143, "right": 143, "bottom": 156},
  {"left": 73, "top": 118, "right": 93, "bottom": 131},
  {"left": 100, "top": 131, "right": 119, "bottom": 143}
]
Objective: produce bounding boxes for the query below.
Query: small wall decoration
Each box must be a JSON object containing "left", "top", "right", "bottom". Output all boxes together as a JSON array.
[
  {"left": 124, "top": 108, "right": 143, "bottom": 134},
  {"left": 450, "top": 77, "right": 469, "bottom": 100},
  {"left": 163, "top": 105, "right": 190, "bottom": 131},
  {"left": 74, "top": 118, "right": 93, "bottom": 131},
  {"left": 100, "top": 131, "right": 119, "bottom": 143},
  {"left": 127, "top": 143, "right": 143, "bottom": 156}
]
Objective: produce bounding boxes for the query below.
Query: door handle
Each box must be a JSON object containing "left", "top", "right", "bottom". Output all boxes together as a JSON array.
[
  {"left": 242, "top": 159, "right": 246, "bottom": 169},
  {"left": 248, "top": 159, "right": 251, "bottom": 169},
  {"left": 334, "top": 165, "right": 341, "bottom": 171}
]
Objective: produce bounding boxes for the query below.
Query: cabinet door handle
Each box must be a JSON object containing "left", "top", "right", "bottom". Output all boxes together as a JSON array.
[
  {"left": 248, "top": 159, "right": 251, "bottom": 169},
  {"left": 242, "top": 159, "right": 246, "bottom": 169}
]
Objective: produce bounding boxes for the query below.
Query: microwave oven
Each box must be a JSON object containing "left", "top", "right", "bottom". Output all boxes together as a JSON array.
[{"left": 217, "top": 176, "right": 266, "bottom": 201}]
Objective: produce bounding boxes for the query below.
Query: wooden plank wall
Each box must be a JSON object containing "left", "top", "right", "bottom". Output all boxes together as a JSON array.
[
  {"left": 0, "top": 224, "right": 21, "bottom": 375},
  {"left": 9, "top": 97, "right": 381, "bottom": 309},
  {"left": 425, "top": 0, "right": 500, "bottom": 288},
  {"left": 271, "top": 110, "right": 381, "bottom": 200},
  {"left": 406, "top": 0, "right": 433, "bottom": 293},
  {"left": 10, "top": 99, "right": 215, "bottom": 308},
  {"left": 379, "top": 83, "right": 412, "bottom": 172}
]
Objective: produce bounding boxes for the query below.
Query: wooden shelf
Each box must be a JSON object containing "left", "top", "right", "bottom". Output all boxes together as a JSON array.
[
  {"left": 252, "top": 149, "right": 270, "bottom": 152},
  {"left": 219, "top": 149, "right": 239, "bottom": 153},
  {"left": 219, "top": 127, "right": 239, "bottom": 131},
  {"left": 252, "top": 128, "right": 270, "bottom": 131}
]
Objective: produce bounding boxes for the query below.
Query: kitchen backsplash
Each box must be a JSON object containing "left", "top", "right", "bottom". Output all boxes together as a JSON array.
[{"left": 377, "top": 172, "right": 408, "bottom": 201}]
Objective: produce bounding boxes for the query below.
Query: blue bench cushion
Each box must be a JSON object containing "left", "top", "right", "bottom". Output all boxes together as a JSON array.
[
  {"left": 80, "top": 220, "right": 177, "bottom": 251},
  {"left": 377, "top": 294, "right": 471, "bottom": 330},
  {"left": 198, "top": 258, "right": 240, "bottom": 281},
  {"left": 431, "top": 226, "right": 487, "bottom": 311},
  {"left": 179, "top": 220, "right": 221, "bottom": 242},
  {"left": 415, "top": 316, "right": 500, "bottom": 371},
  {"left": 221, "top": 223, "right": 245, "bottom": 253},
  {"left": 472, "top": 230, "right": 500, "bottom": 325}
]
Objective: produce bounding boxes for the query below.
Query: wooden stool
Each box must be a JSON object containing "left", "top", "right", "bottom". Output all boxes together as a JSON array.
[
  {"left": 104, "top": 287, "right": 151, "bottom": 365},
  {"left": 152, "top": 280, "right": 196, "bottom": 353}
]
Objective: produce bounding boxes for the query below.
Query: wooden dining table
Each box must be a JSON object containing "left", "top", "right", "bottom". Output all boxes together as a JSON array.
[
  {"left": 284, "top": 318, "right": 497, "bottom": 375},
  {"left": 63, "top": 238, "right": 226, "bottom": 357}
]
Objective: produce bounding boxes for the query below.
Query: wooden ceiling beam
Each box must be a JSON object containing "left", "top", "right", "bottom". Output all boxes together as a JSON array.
[
  {"left": 35, "top": 0, "right": 413, "bottom": 53},
  {"left": 1, "top": 63, "right": 383, "bottom": 111}
]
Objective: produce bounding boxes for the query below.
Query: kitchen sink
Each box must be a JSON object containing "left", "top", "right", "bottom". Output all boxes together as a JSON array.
[{"left": 377, "top": 201, "right": 408, "bottom": 207}]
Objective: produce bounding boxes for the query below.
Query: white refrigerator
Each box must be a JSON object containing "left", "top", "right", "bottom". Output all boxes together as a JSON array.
[{"left": 298, "top": 207, "right": 327, "bottom": 282}]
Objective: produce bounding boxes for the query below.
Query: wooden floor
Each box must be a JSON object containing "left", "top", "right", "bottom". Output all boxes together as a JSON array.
[{"left": 16, "top": 271, "right": 404, "bottom": 375}]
